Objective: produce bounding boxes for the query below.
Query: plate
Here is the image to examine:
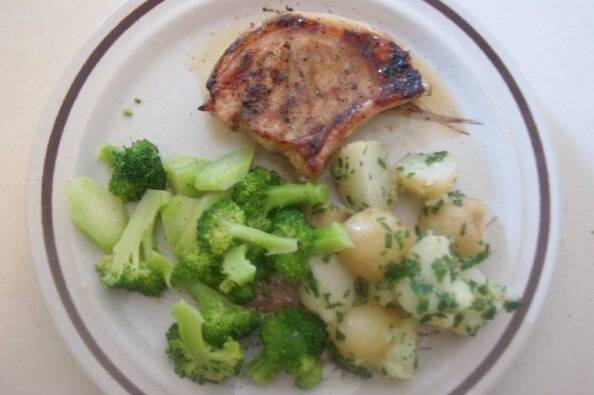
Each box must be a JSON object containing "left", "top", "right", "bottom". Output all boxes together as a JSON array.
[{"left": 28, "top": 1, "right": 558, "bottom": 394}]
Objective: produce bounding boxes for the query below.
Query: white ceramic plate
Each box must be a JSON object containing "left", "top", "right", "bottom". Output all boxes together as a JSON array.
[{"left": 28, "top": 1, "right": 558, "bottom": 394}]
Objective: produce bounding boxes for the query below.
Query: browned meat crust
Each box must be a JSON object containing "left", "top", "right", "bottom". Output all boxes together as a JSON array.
[{"left": 200, "top": 12, "right": 424, "bottom": 179}]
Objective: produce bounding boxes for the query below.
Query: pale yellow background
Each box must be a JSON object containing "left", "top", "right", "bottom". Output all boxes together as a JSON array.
[{"left": 1, "top": 0, "right": 593, "bottom": 394}]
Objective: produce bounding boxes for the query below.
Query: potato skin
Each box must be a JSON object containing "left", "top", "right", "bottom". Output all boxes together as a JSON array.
[
  {"left": 395, "top": 151, "right": 457, "bottom": 199},
  {"left": 331, "top": 141, "right": 397, "bottom": 211},
  {"left": 329, "top": 304, "right": 396, "bottom": 368},
  {"left": 419, "top": 193, "right": 487, "bottom": 257},
  {"left": 338, "top": 208, "right": 415, "bottom": 281}
]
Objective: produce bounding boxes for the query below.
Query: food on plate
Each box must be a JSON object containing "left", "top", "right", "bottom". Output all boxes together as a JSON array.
[
  {"left": 163, "top": 155, "right": 210, "bottom": 197},
  {"left": 194, "top": 146, "right": 254, "bottom": 192},
  {"left": 418, "top": 191, "right": 487, "bottom": 257},
  {"left": 98, "top": 139, "right": 167, "bottom": 202},
  {"left": 66, "top": 176, "right": 128, "bottom": 252},
  {"left": 395, "top": 151, "right": 457, "bottom": 199},
  {"left": 65, "top": 9, "right": 524, "bottom": 389},
  {"left": 173, "top": 279, "right": 260, "bottom": 348},
  {"left": 339, "top": 207, "right": 415, "bottom": 281},
  {"left": 267, "top": 207, "right": 354, "bottom": 282},
  {"left": 68, "top": 135, "right": 520, "bottom": 389},
  {"left": 328, "top": 304, "right": 417, "bottom": 380},
  {"left": 166, "top": 299, "right": 244, "bottom": 383},
  {"left": 299, "top": 254, "right": 357, "bottom": 324},
  {"left": 304, "top": 202, "right": 354, "bottom": 227},
  {"left": 199, "top": 13, "right": 424, "bottom": 179},
  {"left": 331, "top": 141, "right": 398, "bottom": 210},
  {"left": 94, "top": 189, "right": 173, "bottom": 296},
  {"left": 246, "top": 307, "right": 327, "bottom": 389}
]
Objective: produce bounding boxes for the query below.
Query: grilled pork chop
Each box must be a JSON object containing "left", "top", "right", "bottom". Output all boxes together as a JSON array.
[{"left": 199, "top": 13, "right": 424, "bottom": 179}]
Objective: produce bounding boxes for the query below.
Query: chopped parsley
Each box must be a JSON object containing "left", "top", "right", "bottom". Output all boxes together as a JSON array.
[
  {"left": 345, "top": 195, "right": 354, "bottom": 206},
  {"left": 122, "top": 108, "right": 133, "bottom": 117},
  {"left": 377, "top": 157, "right": 387, "bottom": 170},
  {"left": 384, "top": 233, "right": 393, "bottom": 249},
  {"left": 460, "top": 222, "right": 468, "bottom": 236},
  {"left": 459, "top": 244, "right": 491, "bottom": 270},
  {"left": 425, "top": 151, "right": 448, "bottom": 165},
  {"left": 504, "top": 299, "right": 521, "bottom": 312},
  {"left": 133, "top": 97, "right": 142, "bottom": 104},
  {"left": 448, "top": 190, "right": 466, "bottom": 206}
]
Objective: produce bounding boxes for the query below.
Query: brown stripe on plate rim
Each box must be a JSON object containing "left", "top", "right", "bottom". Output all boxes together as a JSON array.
[
  {"left": 39, "top": 0, "right": 551, "bottom": 394},
  {"left": 41, "top": 1, "right": 164, "bottom": 394}
]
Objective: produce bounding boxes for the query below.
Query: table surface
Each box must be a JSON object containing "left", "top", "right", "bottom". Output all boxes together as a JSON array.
[{"left": 2, "top": 0, "right": 593, "bottom": 394}]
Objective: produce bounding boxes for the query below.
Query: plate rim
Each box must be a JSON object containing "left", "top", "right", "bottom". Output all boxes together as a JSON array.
[{"left": 27, "top": 1, "right": 557, "bottom": 394}]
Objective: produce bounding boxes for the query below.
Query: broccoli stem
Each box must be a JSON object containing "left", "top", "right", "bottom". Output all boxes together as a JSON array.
[
  {"left": 147, "top": 252, "right": 174, "bottom": 288},
  {"left": 223, "top": 221, "right": 298, "bottom": 255},
  {"left": 175, "top": 193, "right": 228, "bottom": 254},
  {"left": 65, "top": 176, "right": 128, "bottom": 253},
  {"left": 264, "top": 183, "right": 329, "bottom": 213},
  {"left": 246, "top": 354, "right": 279, "bottom": 385},
  {"left": 163, "top": 156, "right": 210, "bottom": 197},
  {"left": 290, "top": 356, "right": 323, "bottom": 390},
  {"left": 161, "top": 195, "right": 201, "bottom": 246},
  {"left": 109, "top": 189, "right": 170, "bottom": 279},
  {"left": 97, "top": 145, "right": 120, "bottom": 167},
  {"left": 172, "top": 300, "right": 209, "bottom": 367},
  {"left": 194, "top": 147, "right": 254, "bottom": 192},
  {"left": 311, "top": 223, "right": 354, "bottom": 255},
  {"left": 219, "top": 244, "right": 256, "bottom": 293}
]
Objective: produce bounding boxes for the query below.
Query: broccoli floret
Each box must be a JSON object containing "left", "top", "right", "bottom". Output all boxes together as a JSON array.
[
  {"left": 267, "top": 208, "right": 315, "bottom": 282},
  {"left": 219, "top": 244, "right": 256, "bottom": 294},
  {"left": 175, "top": 279, "right": 260, "bottom": 347},
  {"left": 267, "top": 208, "right": 353, "bottom": 282},
  {"left": 231, "top": 167, "right": 329, "bottom": 230},
  {"left": 166, "top": 300, "right": 243, "bottom": 384},
  {"left": 171, "top": 245, "right": 222, "bottom": 288},
  {"left": 226, "top": 282, "right": 256, "bottom": 304},
  {"left": 163, "top": 156, "right": 210, "bottom": 197},
  {"left": 100, "top": 139, "right": 167, "bottom": 202},
  {"left": 163, "top": 193, "right": 228, "bottom": 287},
  {"left": 197, "top": 199, "right": 298, "bottom": 257},
  {"left": 247, "top": 307, "right": 327, "bottom": 389},
  {"left": 95, "top": 189, "right": 172, "bottom": 296},
  {"left": 231, "top": 167, "right": 283, "bottom": 230}
]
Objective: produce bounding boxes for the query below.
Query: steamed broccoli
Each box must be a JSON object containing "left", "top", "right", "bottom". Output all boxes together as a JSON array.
[
  {"left": 99, "top": 139, "right": 167, "bottom": 202},
  {"left": 267, "top": 208, "right": 315, "bottom": 282},
  {"left": 163, "top": 193, "right": 228, "bottom": 287},
  {"left": 166, "top": 300, "right": 243, "bottom": 384},
  {"left": 247, "top": 307, "right": 328, "bottom": 389},
  {"left": 267, "top": 208, "right": 354, "bottom": 282},
  {"left": 174, "top": 279, "right": 260, "bottom": 347},
  {"left": 197, "top": 199, "right": 298, "bottom": 257},
  {"left": 231, "top": 167, "right": 329, "bottom": 230},
  {"left": 95, "top": 189, "right": 173, "bottom": 296},
  {"left": 219, "top": 244, "right": 257, "bottom": 294},
  {"left": 194, "top": 147, "right": 254, "bottom": 192},
  {"left": 226, "top": 282, "right": 256, "bottom": 304},
  {"left": 163, "top": 156, "right": 210, "bottom": 197}
]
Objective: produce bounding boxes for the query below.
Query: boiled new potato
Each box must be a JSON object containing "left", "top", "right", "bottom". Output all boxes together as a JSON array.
[
  {"left": 329, "top": 304, "right": 418, "bottom": 379},
  {"left": 394, "top": 233, "right": 474, "bottom": 319},
  {"left": 395, "top": 151, "right": 457, "bottom": 199},
  {"left": 299, "top": 255, "right": 357, "bottom": 324},
  {"left": 304, "top": 202, "right": 354, "bottom": 227},
  {"left": 419, "top": 191, "right": 487, "bottom": 257},
  {"left": 339, "top": 208, "right": 415, "bottom": 281},
  {"left": 331, "top": 141, "right": 397, "bottom": 211},
  {"left": 428, "top": 268, "right": 508, "bottom": 336}
]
